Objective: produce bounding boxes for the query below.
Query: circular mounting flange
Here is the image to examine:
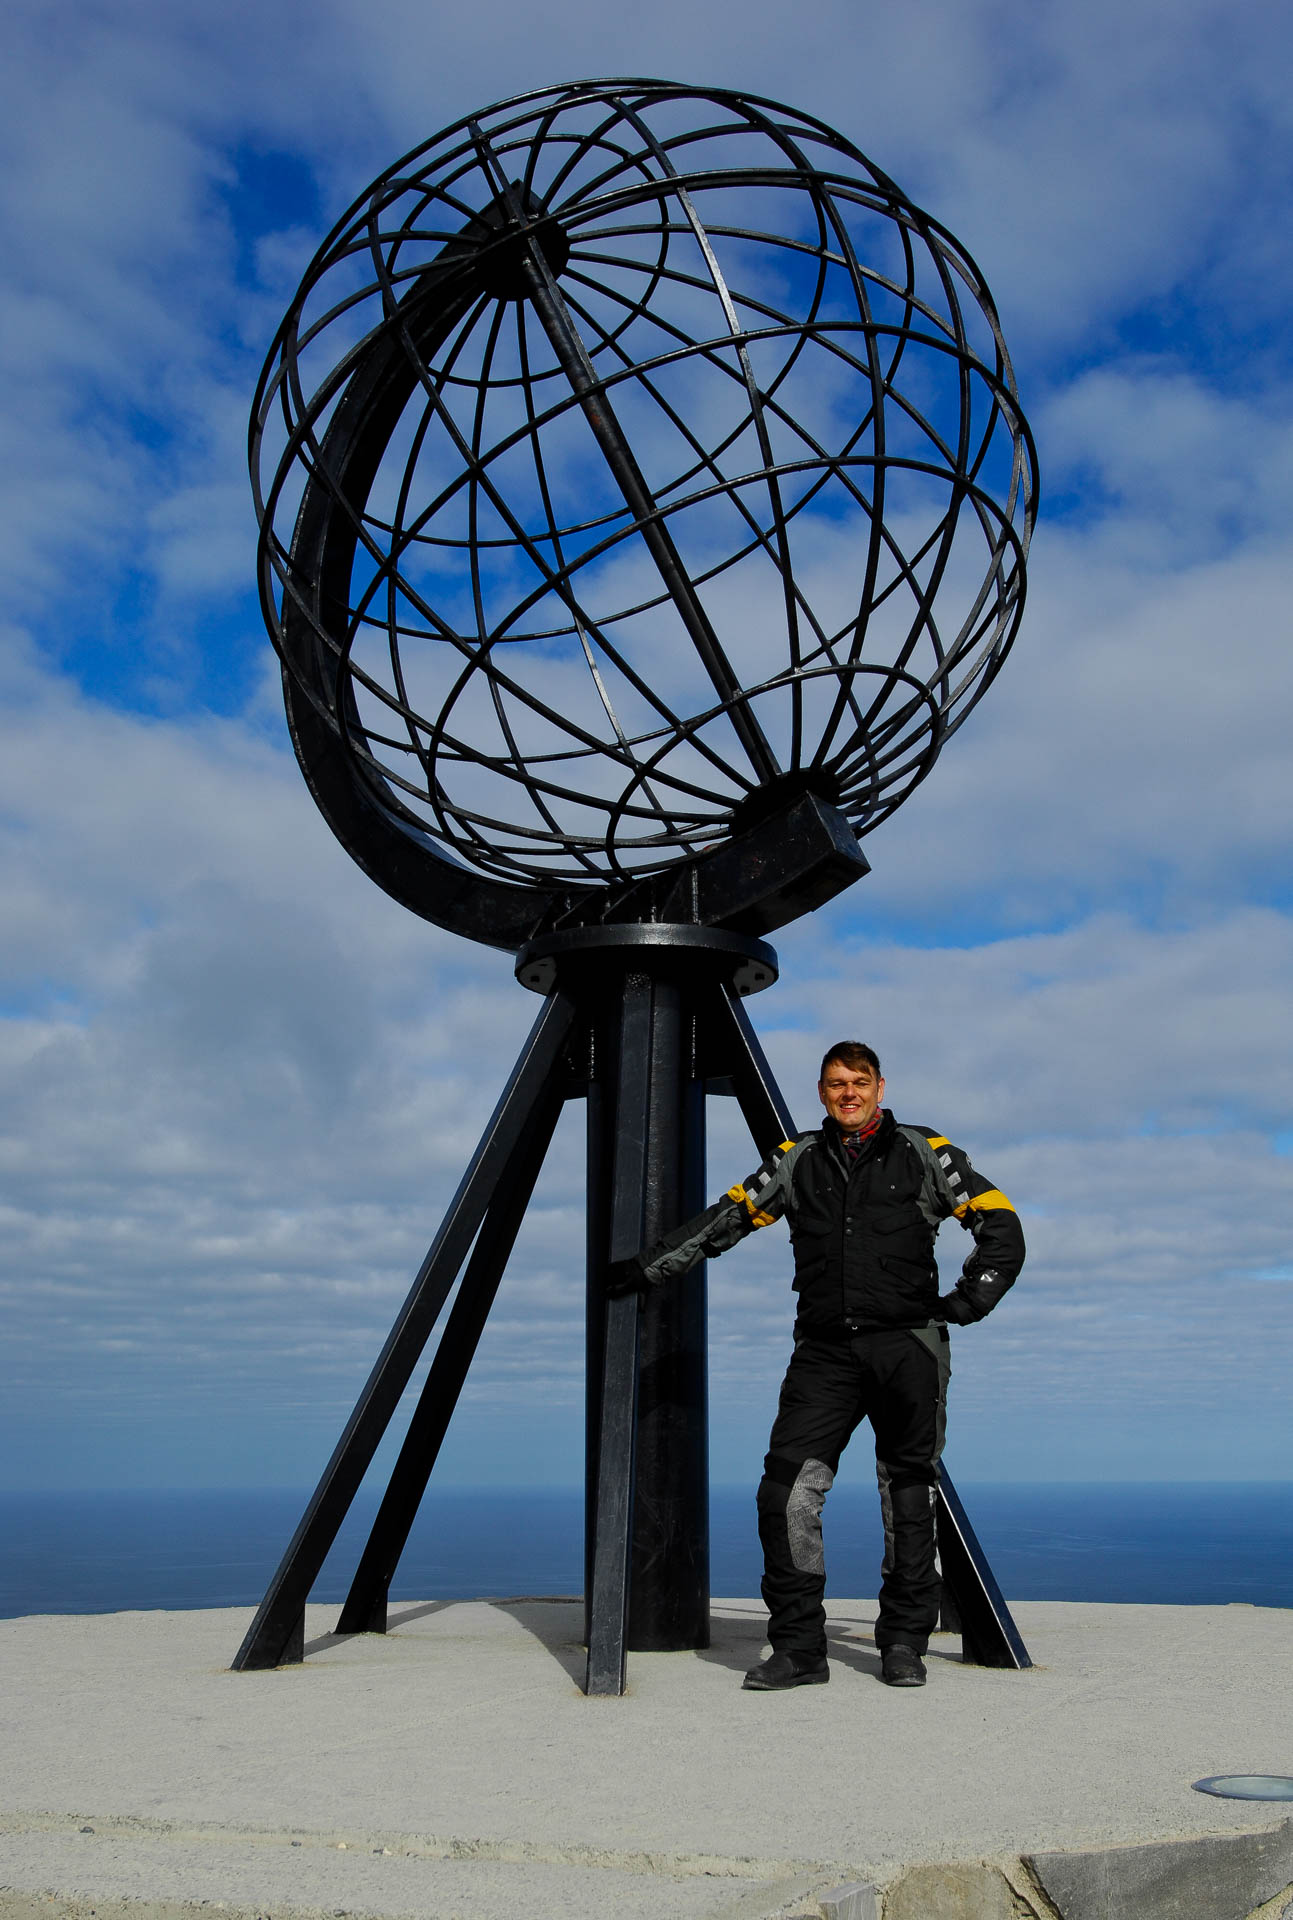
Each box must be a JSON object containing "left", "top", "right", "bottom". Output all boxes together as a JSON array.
[{"left": 515, "top": 922, "right": 779, "bottom": 996}]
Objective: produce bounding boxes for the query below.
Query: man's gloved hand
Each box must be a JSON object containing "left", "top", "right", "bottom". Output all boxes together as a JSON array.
[
  {"left": 605, "top": 1253, "right": 651, "bottom": 1298},
  {"left": 941, "top": 1267, "right": 1010, "bottom": 1323}
]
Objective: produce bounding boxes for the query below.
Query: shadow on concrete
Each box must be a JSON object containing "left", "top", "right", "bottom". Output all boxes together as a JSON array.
[
  {"left": 694, "top": 1611, "right": 775, "bottom": 1677},
  {"left": 303, "top": 1598, "right": 589, "bottom": 1679},
  {"left": 826, "top": 1625, "right": 966, "bottom": 1680},
  {"left": 824, "top": 1631, "right": 884, "bottom": 1682},
  {"left": 924, "top": 1635, "right": 969, "bottom": 1666},
  {"left": 493, "top": 1598, "right": 588, "bottom": 1686},
  {"left": 301, "top": 1599, "right": 455, "bottom": 1657},
  {"left": 387, "top": 1600, "right": 455, "bottom": 1631},
  {"left": 302, "top": 1625, "right": 358, "bottom": 1657},
  {"left": 690, "top": 1610, "right": 969, "bottom": 1685}
]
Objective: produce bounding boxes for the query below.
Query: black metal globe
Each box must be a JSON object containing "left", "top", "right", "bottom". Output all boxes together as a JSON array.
[{"left": 252, "top": 79, "right": 1037, "bottom": 949}]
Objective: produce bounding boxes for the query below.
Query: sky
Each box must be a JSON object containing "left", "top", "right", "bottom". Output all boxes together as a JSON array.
[{"left": 1, "top": 0, "right": 1290, "bottom": 1502}]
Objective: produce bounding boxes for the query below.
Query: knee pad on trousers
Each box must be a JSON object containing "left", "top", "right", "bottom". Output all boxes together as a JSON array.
[{"left": 759, "top": 1454, "right": 834, "bottom": 1576}]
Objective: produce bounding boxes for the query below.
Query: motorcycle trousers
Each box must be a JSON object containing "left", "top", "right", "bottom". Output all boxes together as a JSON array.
[{"left": 756, "top": 1325, "right": 950, "bottom": 1658}]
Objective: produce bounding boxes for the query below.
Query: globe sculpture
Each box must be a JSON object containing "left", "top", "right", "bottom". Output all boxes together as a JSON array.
[{"left": 234, "top": 80, "right": 1038, "bottom": 1692}]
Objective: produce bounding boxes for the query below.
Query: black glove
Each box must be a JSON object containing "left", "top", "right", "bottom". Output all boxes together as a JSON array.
[
  {"left": 941, "top": 1267, "right": 1011, "bottom": 1323},
  {"left": 605, "top": 1253, "right": 651, "bottom": 1298}
]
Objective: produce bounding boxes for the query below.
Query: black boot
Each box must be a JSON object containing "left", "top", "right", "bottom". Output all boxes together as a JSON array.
[
  {"left": 880, "top": 1643, "right": 926, "bottom": 1687},
  {"left": 742, "top": 1650, "right": 830, "bottom": 1691}
]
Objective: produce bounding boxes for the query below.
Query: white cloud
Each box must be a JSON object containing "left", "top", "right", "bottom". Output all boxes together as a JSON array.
[{"left": 1039, "top": 367, "right": 1293, "bottom": 562}]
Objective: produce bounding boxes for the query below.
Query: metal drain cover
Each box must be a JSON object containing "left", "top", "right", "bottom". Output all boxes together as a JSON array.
[{"left": 1193, "top": 1775, "right": 1293, "bottom": 1800}]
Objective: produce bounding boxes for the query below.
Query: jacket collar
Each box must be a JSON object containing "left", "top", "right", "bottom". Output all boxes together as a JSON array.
[{"left": 823, "top": 1108, "right": 896, "bottom": 1164}]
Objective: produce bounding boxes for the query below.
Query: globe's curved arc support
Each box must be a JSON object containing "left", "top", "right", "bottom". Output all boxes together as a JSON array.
[
  {"left": 287, "top": 664, "right": 868, "bottom": 947},
  {"left": 283, "top": 675, "right": 575, "bottom": 952}
]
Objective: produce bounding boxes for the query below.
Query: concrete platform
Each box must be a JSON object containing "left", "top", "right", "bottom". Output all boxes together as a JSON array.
[{"left": 2, "top": 1598, "right": 1291, "bottom": 1919}]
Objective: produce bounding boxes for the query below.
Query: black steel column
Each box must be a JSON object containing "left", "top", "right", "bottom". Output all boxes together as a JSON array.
[
  {"left": 584, "top": 1073, "right": 610, "bottom": 1637},
  {"left": 584, "top": 968, "right": 651, "bottom": 1693},
  {"left": 582, "top": 954, "right": 711, "bottom": 1676},
  {"left": 628, "top": 976, "right": 708, "bottom": 1651}
]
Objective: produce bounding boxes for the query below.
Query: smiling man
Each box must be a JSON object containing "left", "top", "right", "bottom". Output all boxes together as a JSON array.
[{"left": 609, "top": 1041, "right": 1025, "bottom": 1690}]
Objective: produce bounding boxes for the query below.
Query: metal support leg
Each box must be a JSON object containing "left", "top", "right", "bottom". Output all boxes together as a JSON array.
[
  {"left": 936, "top": 1468, "right": 1031, "bottom": 1668},
  {"left": 231, "top": 991, "right": 577, "bottom": 1671},
  {"left": 712, "top": 978, "right": 797, "bottom": 1149},
  {"left": 336, "top": 1079, "right": 567, "bottom": 1634},
  {"left": 628, "top": 980, "right": 709, "bottom": 1652},
  {"left": 585, "top": 1292, "right": 641, "bottom": 1695},
  {"left": 585, "top": 970, "right": 653, "bottom": 1695},
  {"left": 583, "top": 963, "right": 711, "bottom": 1687}
]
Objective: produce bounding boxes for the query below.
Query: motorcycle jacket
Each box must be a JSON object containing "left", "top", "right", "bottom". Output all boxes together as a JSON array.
[{"left": 629, "top": 1110, "right": 1024, "bottom": 1332}]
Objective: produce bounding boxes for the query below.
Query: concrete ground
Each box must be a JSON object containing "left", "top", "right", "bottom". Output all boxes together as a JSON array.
[{"left": 2, "top": 1597, "right": 1291, "bottom": 1919}]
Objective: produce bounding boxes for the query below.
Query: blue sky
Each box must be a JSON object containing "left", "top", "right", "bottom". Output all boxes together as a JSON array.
[{"left": 0, "top": 0, "right": 1290, "bottom": 1497}]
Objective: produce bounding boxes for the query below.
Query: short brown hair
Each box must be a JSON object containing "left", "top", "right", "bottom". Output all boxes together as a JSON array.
[{"left": 819, "top": 1041, "right": 881, "bottom": 1081}]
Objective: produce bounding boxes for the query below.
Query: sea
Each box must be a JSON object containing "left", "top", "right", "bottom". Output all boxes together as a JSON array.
[{"left": 1, "top": 1482, "right": 1290, "bottom": 1619}]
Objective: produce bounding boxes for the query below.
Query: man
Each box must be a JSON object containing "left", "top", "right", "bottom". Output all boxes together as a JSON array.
[{"left": 609, "top": 1041, "right": 1024, "bottom": 1691}]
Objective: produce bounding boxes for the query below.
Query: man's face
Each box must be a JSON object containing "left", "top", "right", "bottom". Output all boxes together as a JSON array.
[{"left": 818, "top": 1060, "right": 885, "bottom": 1129}]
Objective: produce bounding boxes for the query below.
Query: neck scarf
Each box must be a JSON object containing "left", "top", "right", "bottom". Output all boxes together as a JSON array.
[{"left": 842, "top": 1107, "right": 885, "bottom": 1158}]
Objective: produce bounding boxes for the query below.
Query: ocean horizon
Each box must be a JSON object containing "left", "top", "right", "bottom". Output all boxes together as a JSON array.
[{"left": 2, "top": 1481, "right": 1290, "bottom": 1621}]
